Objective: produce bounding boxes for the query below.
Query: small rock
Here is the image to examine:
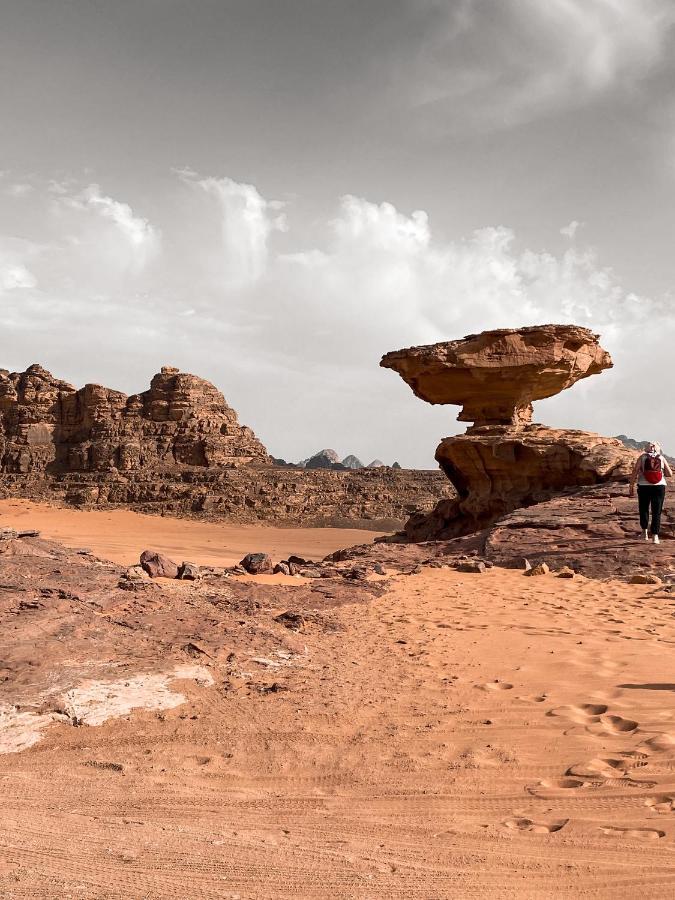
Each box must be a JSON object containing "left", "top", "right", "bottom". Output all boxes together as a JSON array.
[
  {"left": 273, "top": 562, "right": 291, "bottom": 576},
  {"left": 275, "top": 611, "right": 306, "bottom": 631},
  {"left": 456, "top": 560, "right": 486, "bottom": 574},
  {"left": 629, "top": 573, "right": 662, "bottom": 585},
  {"left": 140, "top": 550, "right": 180, "bottom": 579},
  {"left": 17, "top": 529, "right": 40, "bottom": 538},
  {"left": 178, "top": 562, "right": 200, "bottom": 580},
  {"left": 124, "top": 565, "right": 149, "bottom": 581},
  {"left": 288, "top": 555, "right": 313, "bottom": 566},
  {"left": 240, "top": 552, "right": 273, "bottom": 574},
  {"left": 372, "top": 563, "right": 386, "bottom": 575},
  {"left": 556, "top": 566, "right": 575, "bottom": 579},
  {"left": 525, "top": 562, "right": 550, "bottom": 577}
]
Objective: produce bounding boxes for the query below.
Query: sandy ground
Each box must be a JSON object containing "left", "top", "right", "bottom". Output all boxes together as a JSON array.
[
  {"left": 3, "top": 517, "right": 675, "bottom": 896},
  {"left": 0, "top": 499, "right": 385, "bottom": 567}
]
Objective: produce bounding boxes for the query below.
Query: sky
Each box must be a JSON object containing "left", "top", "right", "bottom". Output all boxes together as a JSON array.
[{"left": 1, "top": 0, "right": 675, "bottom": 466}]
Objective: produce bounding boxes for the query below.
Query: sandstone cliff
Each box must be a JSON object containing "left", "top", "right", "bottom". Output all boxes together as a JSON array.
[
  {"left": 381, "top": 324, "right": 637, "bottom": 540},
  {"left": 0, "top": 364, "right": 270, "bottom": 474},
  {"left": 0, "top": 364, "right": 452, "bottom": 528}
]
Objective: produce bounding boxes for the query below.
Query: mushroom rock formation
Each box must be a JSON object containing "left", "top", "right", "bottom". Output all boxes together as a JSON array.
[
  {"left": 380, "top": 324, "right": 613, "bottom": 428},
  {"left": 0, "top": 364, "right": 270, "bottom": 474},
  {"left": 380, "top": 324, "right": 637, "bottom": 540}
]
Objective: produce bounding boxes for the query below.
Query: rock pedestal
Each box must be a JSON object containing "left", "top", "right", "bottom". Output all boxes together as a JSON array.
[{"left": 381, "top": 324, "right": 637, "bottom": 540}]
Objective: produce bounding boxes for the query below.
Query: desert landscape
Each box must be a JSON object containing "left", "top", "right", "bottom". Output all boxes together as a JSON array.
[
  {"left": 4, "top": 4, "right": 675, "bottom": 896},
  {"left": 2, "top": 325, "right": 675, "bottom": 898}
]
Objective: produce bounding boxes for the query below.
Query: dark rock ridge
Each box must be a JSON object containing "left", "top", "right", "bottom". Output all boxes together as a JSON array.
[
  {"left": 381, "top": 324, "right": 637, "bottom": 540},
  {"left": 0, "top": 364, "right": 270, "bottom": 474}
]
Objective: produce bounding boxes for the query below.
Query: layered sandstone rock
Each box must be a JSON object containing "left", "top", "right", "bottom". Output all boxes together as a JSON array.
[
  {"left": 381, "top": 324, "right": 612, "bottom": 427},
  {"left": 0, "top": 364, "right": 270, "bottom": 474},
  {"left": 381, "top": 324, "right": 637, "bottom": 540}
]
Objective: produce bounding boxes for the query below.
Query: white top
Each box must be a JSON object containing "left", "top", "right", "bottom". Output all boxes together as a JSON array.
[{"left": 637, "top": 453, "right": 667, "bottom": 487}]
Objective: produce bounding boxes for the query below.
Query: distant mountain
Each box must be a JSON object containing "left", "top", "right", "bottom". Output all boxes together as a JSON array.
[
  {"left": 302, "top": 448, "right": 341, "bottom": 469},
  {"left": 341, "top": 454, "right": 364, "bottom": 469},
  {"left": 366, "top": 459, "right": 386, "bottom": 468},
  {"left": 615, "top": 435, "right": 675, "bottom": 465}
]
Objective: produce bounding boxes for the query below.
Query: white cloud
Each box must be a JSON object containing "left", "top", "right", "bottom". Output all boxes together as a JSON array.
[
  {"left": 560, "top": 220, "right": 582, "bottom": 239},
  {"left": 0, "top": 172, "right": 670, "bottom": 465},
  {"left": 6, "top": 183, "right": 34, "bottom": 197},
  {"left": 408, "top": 0, "right": 675, "bottom": 126},
  {"left": 176, "top": 169, "right": 285, "bottom": 287}
]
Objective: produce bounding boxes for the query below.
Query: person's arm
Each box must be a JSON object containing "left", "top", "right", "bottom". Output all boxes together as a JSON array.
[
  {"left": 663, "top": 456, "right": 673, "bottom": 479},
  {"left": 629, "top": 455, "right": 642, "bottom": 496}
]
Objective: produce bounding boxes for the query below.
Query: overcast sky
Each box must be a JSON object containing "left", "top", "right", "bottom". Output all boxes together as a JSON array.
[{"left": 2, "top": 0, "right": 675, "bottom": 466}]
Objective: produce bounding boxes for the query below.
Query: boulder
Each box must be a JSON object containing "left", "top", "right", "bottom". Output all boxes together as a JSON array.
[
  {"left": 178, "top": 562, "right": 200, "bottom": 580},
  {"left": 525, "top": 562, "right": 550, "bottom": 577},
  {"left": 456, "top": 560, "right": 486, "bottom": 573},
  {"left": 240, "top": 552, "right": 273, "bottom": 574},
  {"left": 629, "top": 573, "right": 662, "bottom": 585},
  {"left": 140, "top": 550, "right": 180, "bottom": 579},
  {"left": 273, "top": 562, "right": 291, "bottom": 575}
]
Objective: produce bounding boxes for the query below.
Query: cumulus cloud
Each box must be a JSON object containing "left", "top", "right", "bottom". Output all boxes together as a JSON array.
[
  {"left": 0, "top": 172, "right": 669, "bottom": 465},
  {"left": 176, "top": 168, "right": 286, "bottom": 287},
  {"left": 407, "top": 0, "right": 675, "bottom": 127}
]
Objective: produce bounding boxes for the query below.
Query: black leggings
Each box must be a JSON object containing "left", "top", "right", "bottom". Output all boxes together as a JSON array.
[{"left": 637, "top": 484, "right": 666, "bottom": 535}]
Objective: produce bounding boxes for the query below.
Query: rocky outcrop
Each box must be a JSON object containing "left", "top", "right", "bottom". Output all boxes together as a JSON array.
[
  {"left": 0, "top": 364, "right": 270, "bottom": 475},
  {"left": 381, "top": 324, "right": 612, "bottom": 427},
  {"left": 381, "top": 325, "right": 637, "bottom": 540},
  {"left": 0, "top": 466, "right": 451, "bottom": 531}
]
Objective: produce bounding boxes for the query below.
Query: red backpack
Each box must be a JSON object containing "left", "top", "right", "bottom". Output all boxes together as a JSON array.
[{"left": 643, "top": 453, "right": 663, "bottom": 484}]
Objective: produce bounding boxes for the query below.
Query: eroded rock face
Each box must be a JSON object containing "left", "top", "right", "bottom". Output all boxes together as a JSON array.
[
  {"left": 0, "top": 364, "right": 270, "bottom": 474},
  {"left": 380, "top": 324, "right": 612, "bottom": 427},
  {"left": 381, "top": 324, "right": 637, "bottom": 541}
]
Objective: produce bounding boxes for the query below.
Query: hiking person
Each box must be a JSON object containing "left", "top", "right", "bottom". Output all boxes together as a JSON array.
[{"left": 629, "top": 442, "right": 672, "bottom": 544}]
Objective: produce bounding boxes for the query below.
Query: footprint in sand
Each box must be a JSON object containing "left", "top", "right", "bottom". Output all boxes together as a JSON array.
[
  {"left": 548, "top": 703, "right": 608, "bottom": 724},
  {"left": 566, "top": 757, "right": 631, "bottom": 779},
  {"left": 645, "top": 796, "right": 675, "bottom": 814},
  {"left": 639, "top": 733, "right": 675, "bottom": 754},
  {"left": 597, "top": 714, "right": 639, "bottom": 735},
  {"left": 503, "top": 817, "right": 568, "bottom": 834},
  {"left": 478, "top": 681, "right": 514, "bottom": 692},
  {"left": 599, "top": 825, "right": 664, "bottom": 840}
]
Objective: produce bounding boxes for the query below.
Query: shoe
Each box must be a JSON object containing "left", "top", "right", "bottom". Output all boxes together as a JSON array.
[
  {"left": 644, "top": 530, "right": 650, "bottom": 540},
  {"left": 654, "top": 535, "right": 660, "bottom": 545}
]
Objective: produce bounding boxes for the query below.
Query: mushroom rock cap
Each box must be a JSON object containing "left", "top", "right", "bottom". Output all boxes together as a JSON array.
[{"left": 380, "top": 324, "right": 612, "bottom": 427}]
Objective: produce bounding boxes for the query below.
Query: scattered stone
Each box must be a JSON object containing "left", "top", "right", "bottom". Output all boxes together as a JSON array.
[
  {"left": 178, "top": 562, "right": 200, "bottom": 580},
  {"left": 373, "top": 563, "right": 386, "bottom": 575},
  {"left": 556, "top": 566, "right": 576, "bottom": 579},
  {"left": 240, "top": 552, "right": 273, "bottom": 575},
  {"left": 288, "top": 555, "right": 313, "bottom": 566},
  {"left": 275, "top": 611, "right": 306, "bottom": 631},
  {"left": 0, "top": 529, "right": 18, "bottom": 541},
  {"left": 84, "top": 760, "right": 124, "bottom": 772},
  {"left": 273, "top": 562, "right": 291, "bottom": 576},
  {"left": 525, "top": 562, "right": 550, "bottom": 577},
  {"left": 124, "top": 565, "right": 149, "bottom": 581},
  {"left": 629, "top": 573, "right": 662, "bottom": 585},
  {"left": 140, "top": 550, "right": 180, "bottom": 579},
  {"left": 456, "top": 560, "right": 487, "bottom": 574}
]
